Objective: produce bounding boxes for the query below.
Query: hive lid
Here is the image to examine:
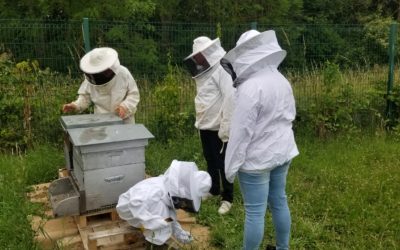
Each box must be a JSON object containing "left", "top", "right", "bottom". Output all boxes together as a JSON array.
[
  {"left": 67, "top": 124, "right": 154, "bottom": 146},
  {"left": 60, "top": 113, "right": 123, "bottom": 130}
]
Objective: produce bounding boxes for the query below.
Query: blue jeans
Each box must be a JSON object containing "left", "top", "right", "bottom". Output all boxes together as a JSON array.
[{"left": 238, "top": 162, "right": 291, "bottom": 250}]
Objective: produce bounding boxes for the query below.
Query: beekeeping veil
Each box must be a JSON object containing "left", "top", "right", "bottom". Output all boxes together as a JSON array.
[
  {"left": 183, "top": 36, "right": 226, "bottom": 78},
  {"left": 221, "top": 30, "right": 286, "bottom": 87},
  {"left": 80, "top": 47, "right": 120, "bottom": 85},
  {"left": 164, "top": 160, "right": 211, "bottom": 213}
]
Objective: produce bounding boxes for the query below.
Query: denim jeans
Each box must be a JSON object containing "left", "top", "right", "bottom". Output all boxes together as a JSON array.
[{"left": 238, "top": 162, "right": 291, "bottom": 250}]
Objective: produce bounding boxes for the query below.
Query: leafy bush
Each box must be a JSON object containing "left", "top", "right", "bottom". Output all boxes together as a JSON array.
[
  {"left": 149, "top": 53, "right": 195, "bottom": 142},
  {"left": 293, "top": 62, "right": 385, "bottom": 138},
  {"left": 0, "top": 53, "right": 392, "bottom": 151},
  {"left": 0, "top": 54, "right": 79, "bottom": 152}
]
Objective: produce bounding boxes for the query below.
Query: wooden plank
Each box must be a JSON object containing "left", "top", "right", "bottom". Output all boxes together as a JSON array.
[
  {"left": 78, "top": 221, "right": 146, "bottom": 250},
  {"left": 32, "top": 215, "right": 80, "bottom": 249},
  {"left": 27, "top": 183, "right": 50, "bottom": 203},
  {"left": 33, "top": 215, "right": 79, "bottom": 240},
  {"left": 87, "top": 237, "right": 97, "bottom": 250},
  {"left": 58, "top": 168, "right": 70, "bottom": 178},
  {"left": 87, "top": 225, "right": 141, "bottom": 250},
  {"left": 88, "top": 224, "right": 138, "bottom": 240},
  {"left": 56, "top": 235, "right": 83, "bottom": 249}
]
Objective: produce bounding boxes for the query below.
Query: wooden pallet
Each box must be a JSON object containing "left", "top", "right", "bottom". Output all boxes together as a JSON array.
[
  {"left": 30, "top": 198, "right": 146, "bottom": 249},
  {"left": 28, "top": 169, "right": 213, "bottom": 250},
  {"left": 76, "top": 208, "right": 147, "bottom": 250}
]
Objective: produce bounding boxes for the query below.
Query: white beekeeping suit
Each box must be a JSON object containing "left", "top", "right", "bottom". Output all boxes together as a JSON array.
[
  {"left": 222, "top": 30, "right": 299, "bottom": 183},
  {"left": 63, "top": 47, "right": 140, "bottom": 124},
  {"left": 116, "top": 160, "right": 211, "bottom": 245},
  {"left": 184, "top": 37, "right": 234, "bottom": 142}
]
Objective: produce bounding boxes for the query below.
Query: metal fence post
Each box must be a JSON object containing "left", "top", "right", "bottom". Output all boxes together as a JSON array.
[
  {"left": 82, "top": 17, "right": 91, "bottom": 53},
  {"left": 250, "top": 21, "right": 257, "bottom": 30},
  {"left": 386, "top": 22, "right": 398, "bottom": 120}
]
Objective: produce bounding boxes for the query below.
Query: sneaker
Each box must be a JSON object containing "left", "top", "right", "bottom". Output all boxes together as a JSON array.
[
  {"left": 201, "top": 192, "right": 214, "bottom": 201},
  {"left": 218, "top": 201, "right": 232, "bottom": 215}
]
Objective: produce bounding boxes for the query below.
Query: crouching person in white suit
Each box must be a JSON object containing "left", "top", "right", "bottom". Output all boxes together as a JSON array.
[{"left": 116, "top": 160, "right": 212, "bottom": 247}]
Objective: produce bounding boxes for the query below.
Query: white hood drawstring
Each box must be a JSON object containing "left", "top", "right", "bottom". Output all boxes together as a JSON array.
[{"left": 220, "top": 141, "right": 225, "bottom": 154}]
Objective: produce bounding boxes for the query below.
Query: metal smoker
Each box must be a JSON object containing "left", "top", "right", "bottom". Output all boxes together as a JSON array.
[{"left": 48, "top": 113, "right": 154, "bottom": 217}]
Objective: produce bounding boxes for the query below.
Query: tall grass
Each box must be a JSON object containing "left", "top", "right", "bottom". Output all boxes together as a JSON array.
[
  {"left": 288, "top": 64, "right": 390, "bottom": 108},
  {"left": 0, "top": 145, "right": 63, "bottom": 249},
  {"left": 2, "top": 57, "right": 397, "bottom": 151},
  {"left": 287, "top": 64, "right": 391, "bottom": 138},
  {"left": 1, "top": 135, "right": 399, "bottom": 249}
]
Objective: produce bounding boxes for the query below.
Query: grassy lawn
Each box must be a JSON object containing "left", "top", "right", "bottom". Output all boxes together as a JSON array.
[
  {"left": 0, "top": 134, "right": 399, "bottom": 249},
  {"left": 197, "top": 135, "right": 400, "bottom": 249}
]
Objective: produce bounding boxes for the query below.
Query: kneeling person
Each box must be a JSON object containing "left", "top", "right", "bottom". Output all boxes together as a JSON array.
[{"left": 116, "top": 160, "right": 211, "bottom": 246}]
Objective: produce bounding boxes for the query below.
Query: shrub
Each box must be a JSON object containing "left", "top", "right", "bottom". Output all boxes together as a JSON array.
[
  {"left": 149, "top": 52, "right": 195, "bottom": 142},
  {"left": 0, "top": 55, "right": 79, "bottom": 152},
  {"left": 293, "top": 62, "right": 385, "bottom": 138}
]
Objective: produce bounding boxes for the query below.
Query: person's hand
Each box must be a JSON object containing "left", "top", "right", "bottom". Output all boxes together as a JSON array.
[
  {"left": 115, "top": 105, "right": 128, "bottom": 119},
  {"left": 62, "top": 103, "right": 78, "bottom": 113}
]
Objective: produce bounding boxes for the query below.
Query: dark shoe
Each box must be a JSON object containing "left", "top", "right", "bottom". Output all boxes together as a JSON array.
[{"left": 266, "top": 245, "right": 276, "bottom": 250}]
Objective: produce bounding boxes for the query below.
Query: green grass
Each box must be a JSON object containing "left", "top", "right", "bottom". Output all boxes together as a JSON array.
[
  {"left": 145, "top": 133, "right": 206, "bottom": 176},
  {"left": 196, "top": 134, "right": 400, "bottom": 249},
  {"left": 0, "top": 135, "right": 399, "bottom": 249},
  {"left": 0, "top": 144, "right": 64, "bottom": 250},
  {"left": 287, "top": 136, "right": 400, "bottom": 249}
]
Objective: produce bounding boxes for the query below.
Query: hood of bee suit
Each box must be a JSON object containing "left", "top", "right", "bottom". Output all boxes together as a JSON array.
[
  {"left": 222, "top": 30, "right": 286, "bottom": 87},
  {"left": 183, "top": 36, "right": 226, "bottom": 78},
  {"left": 164, "top": 160, "right": 211, "bottom": 212}
]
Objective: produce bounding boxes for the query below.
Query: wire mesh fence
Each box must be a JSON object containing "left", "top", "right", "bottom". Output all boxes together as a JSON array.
[
  {"left": 1, "top": 19, "right": 391, "bottom": 76},
  {"left": 0, "top": 19, "right": 396, "bottom": 150}
]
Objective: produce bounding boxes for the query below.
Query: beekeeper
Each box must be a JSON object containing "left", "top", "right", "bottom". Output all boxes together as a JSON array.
[
  {"left": 116, "top": 160, "right": 212, "bottom": 246},
  {"left": 183, "top": 36, "right": 235, "bottom": 215},
  {"left": 62, "top": 47, "right": 140, "bottom": 124},
  {"left": 221, "top": 30, "right": 299, "bottom": 250}
]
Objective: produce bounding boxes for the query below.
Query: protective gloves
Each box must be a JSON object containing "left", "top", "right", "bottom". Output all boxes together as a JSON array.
[{"left": 171, "top": 220, "right": 193, "bottom": 244}]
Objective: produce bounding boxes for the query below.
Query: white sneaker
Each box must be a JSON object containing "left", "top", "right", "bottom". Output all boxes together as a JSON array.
[
  {"left": 218, "top": 201, "right": 232, "bottom": 215},
  {"left": 202, "top": 192, "right": 214, "bottom": 201}
]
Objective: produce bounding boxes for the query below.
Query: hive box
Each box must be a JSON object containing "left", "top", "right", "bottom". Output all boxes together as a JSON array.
[
  {"left": 67, "top": 123, "right": 154, "bottom": 212},
  {"left": 60, "top": 113, "right": 124, "bottom": 171}
]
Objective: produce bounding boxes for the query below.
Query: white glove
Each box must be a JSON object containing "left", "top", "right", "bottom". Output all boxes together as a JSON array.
[{"left": 171, "top": 221, "right": 193, "bottom": 244}]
